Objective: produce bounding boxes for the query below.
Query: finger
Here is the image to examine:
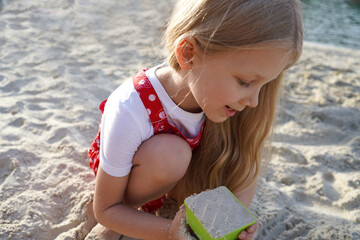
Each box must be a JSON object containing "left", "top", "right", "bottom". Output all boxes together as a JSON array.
[
  {"left": 245, "top": 230, "right": 258, "bottom": 240},
  {"left": 247, "top": 222, "right": 259, "bottom": 233},
  {"left": 238, "top": 231, "right": 248, "bottom": 240},
  {"left": 239, "top": 222, "right": 259, "bottom": 240},
  {"left": 174, "top": 206, "right": 185, "bottom": 222},
  {"left": 169, "top": 206, "right": 188, "bottom": 239},
  {"left": 178, "top": 205, "right": 186, "bottom": 217}
]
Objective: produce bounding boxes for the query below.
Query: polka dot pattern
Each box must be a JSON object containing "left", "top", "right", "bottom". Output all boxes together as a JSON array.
[
  {"left": 88, "top": 68, "right": 205, "bottom": 213},
  {"left": 158, "top": 111, "right": 166, "bottom": 119},
  {"left": 148, "top": 94, "right": 156, "bottom": 101},
  {"left": 133, "top": 69, "right": 205, "bottom": 151}
]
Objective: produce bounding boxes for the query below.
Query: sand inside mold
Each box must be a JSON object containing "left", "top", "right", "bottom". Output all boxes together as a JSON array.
[
  {"left": 0, "top": 0, "right": 359, "bottom": 239},
  {"left": 185, "top": 186, "right": 255, "bottom": 239}
]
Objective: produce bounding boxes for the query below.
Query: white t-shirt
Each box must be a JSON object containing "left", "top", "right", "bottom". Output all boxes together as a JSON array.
[{"left": 100, "top": 65, "right": 205, "bottom": 177}]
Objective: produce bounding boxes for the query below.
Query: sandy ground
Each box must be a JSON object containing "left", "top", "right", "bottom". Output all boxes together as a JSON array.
[{"left": 0, "top": 0, "right": 359, "bottom": 239}]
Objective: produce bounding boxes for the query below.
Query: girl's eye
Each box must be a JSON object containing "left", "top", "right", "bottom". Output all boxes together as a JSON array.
[{"left": 237, "top": 78, "right": 250, "bottom": 87}]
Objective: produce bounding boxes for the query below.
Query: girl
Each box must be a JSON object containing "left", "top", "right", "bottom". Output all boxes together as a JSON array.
[{"left": 89, "top": 0, "right": 303, "bottom": 239}]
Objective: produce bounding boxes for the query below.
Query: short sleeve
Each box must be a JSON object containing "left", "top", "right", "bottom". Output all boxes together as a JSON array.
[{"left": 99, "top": 83, "right": 150, "bottom": 177}]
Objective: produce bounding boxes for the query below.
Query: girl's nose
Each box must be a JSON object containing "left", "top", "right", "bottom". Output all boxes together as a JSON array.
[
  {"left": 240, "top": 89, "right": 259, "bottom": 108},
  {"left": 248, "top": 93, "right": 259, "bottom": 108}
]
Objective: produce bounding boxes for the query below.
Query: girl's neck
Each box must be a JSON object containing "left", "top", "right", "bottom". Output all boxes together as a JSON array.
[{"left": 155, "top": 66, "right": 202, "bottom": 113}]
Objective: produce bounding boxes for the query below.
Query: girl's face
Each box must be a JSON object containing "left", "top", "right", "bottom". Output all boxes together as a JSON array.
[{"left": 187, "top": 47, "right": 292, "bottom": 123}]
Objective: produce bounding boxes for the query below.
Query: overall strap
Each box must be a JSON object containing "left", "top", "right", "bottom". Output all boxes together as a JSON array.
[
  {"left": 133, "top": 68, "right": 205, "bottom": 150},
  {"left": 132, "top": 68, "right": 205, "bottom": 213},
  {"left": 169, "top": 124, "right": 204, "bottom": 150},
  {"left": 133, "top": 69, "right": 170, "bottom": 134}
]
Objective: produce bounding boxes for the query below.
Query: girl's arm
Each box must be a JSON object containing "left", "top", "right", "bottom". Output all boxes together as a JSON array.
[
  {"left": 234, "top": 180, "right": 259, "bottom": 240},
  {"left": 93, "top": 166, "right": 179, "bottom": 240},
  {"left": 234, "top": 179, "right": 258, "bottom": 208}
]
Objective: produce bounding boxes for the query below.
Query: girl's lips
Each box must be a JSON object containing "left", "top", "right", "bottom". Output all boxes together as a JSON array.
[{"left": 225, "top": 106, "right": 237, "bottom": 117}]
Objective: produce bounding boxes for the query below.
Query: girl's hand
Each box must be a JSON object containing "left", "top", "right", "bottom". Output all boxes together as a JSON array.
[
  {"left": 168, "top": 206, "right": 188, "bottom": 240},
  {"left": 238, "top": 222, "right": 259, "bottom": 240}
]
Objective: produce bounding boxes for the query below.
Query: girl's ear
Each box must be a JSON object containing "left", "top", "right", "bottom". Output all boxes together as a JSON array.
[{"left": 175, "top": 36, "right": 198, "bottom": 70}]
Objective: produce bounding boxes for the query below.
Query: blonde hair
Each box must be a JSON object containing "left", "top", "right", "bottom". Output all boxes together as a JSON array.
[{"left": 163, "top": 0, "right": 303, "bottom": 203}]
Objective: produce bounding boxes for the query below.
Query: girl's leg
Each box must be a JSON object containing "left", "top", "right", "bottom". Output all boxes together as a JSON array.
[{"left": 123, "top": 133, "right": 192, "bottom": 208}]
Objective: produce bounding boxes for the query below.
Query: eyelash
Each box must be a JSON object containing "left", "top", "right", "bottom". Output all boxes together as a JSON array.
[{"left": 237, "top": 78, "right": 251, "bottom": 88}]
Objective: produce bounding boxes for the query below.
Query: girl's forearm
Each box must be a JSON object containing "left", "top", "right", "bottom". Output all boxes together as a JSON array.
[{"left": 97, "top": 203, "right": 173, "bottom": 240}]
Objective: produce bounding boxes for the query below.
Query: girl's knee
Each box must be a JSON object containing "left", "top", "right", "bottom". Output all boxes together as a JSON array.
[{"left": 135, "top": 134, "right": 192, "bottom": 183}]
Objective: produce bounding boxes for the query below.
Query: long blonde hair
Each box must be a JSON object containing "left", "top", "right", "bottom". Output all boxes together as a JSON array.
[{"left": 163, "top": 0, "right": 303, "bottom": 203}]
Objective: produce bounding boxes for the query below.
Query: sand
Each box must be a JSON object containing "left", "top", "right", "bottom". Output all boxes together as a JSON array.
[
  {"left": 0, "top": 0, "right": 359, "bottom": 239},
  {"left": 185, "top": 186, "right": 256, "bottom": 239}
]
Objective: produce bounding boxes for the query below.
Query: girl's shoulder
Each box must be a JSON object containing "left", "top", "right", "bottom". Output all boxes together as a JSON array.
[
  {"left": 109, "top": 77, "right": 137, "bottom": 103},
  {"left": 105, "top": 76, "right": 150, "bottom": 126}
]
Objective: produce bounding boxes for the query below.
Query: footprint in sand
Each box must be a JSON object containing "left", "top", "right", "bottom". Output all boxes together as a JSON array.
[
  {"left": 307, "top": 225, "right": 357, "bottom": 240},
  {"left": 4, "top": 134, "right": 20, "bottom": 142},
  {"left": 272, "top": 144, "right": 308, "bottom": 165},
  {"left": 348, "top": 136, "right": 360, "bottom": 156},
  {"left": 0, "top": 155, "right": 16, "bottom": 185},
  {"left": 9, "top": 117, "right": 25, "bottom": 127},
  {"left": 304, "top": 172, "right": 340, "bottom": 202},
  {"left": 320, "top": 172, "right": 340, "bottom": 202},
  {"left": 47, "top": 128, "right": 67, "bottom": 144},
  {"left": 258, "top": 210, "right": 311, "bottom": 240},
  {"left": 312, "top": 153, "right": 359, "bottom": 171},
  {"left": 348, "top": 179, "right": 360, "bottom": 189},
  {"left": 310, "top": 107, "right": 359, "bottom": 130}
]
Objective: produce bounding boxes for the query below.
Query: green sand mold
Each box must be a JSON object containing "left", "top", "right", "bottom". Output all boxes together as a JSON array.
[{"left": 184, "top": 186, "right": 256, "bottom": 240}]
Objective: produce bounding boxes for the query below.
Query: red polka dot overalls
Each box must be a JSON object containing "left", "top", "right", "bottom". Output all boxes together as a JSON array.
[{"left": 88, "top": 68, "right": 205, "bottom": 213}]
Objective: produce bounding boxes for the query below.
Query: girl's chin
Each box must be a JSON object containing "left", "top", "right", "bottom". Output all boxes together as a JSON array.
[{"left": 205, "top": 114, "right": 229, "bottom": 123}]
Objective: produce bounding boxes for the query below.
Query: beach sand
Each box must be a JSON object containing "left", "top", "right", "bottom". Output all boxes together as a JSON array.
[{"left": 0, "top": 0, "right": 359, "bottom": 239}]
